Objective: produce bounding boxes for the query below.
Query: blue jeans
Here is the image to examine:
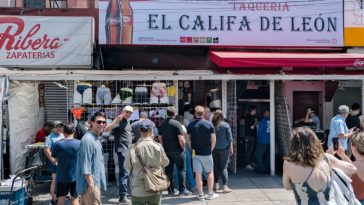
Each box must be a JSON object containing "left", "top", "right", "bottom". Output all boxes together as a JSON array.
[
  {"left": 117, "top": 151, "right": 129, "bottom": 198},
  {"left": 360, "top": 199, "right": 364, "bottom": 205},
  {"left": 174, "top": 146, "right": 195, "bottom": 190},
  {"left": 255, "top": 143, "right": 270, "bottom": 173}
]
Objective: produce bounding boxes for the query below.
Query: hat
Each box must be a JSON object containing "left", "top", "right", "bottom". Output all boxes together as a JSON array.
[
  {"left": 140, "top": 119, "right": 155, "bottom": 132},
  {"left": 124, "top": 105, "right": 133, "bottom": 113},
  {"left": 53, "top": 120, "right": 64, "bottom": 127}
]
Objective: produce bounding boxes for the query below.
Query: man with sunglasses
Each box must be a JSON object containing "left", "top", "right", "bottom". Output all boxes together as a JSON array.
[
  {"left": 44, "top": 121, "right": 65, "bottom": 205},
  {"left": 105, "top": 105, "right": 134, "bottom": 204},
  {"left": 76, "top": 111, "right": 107, "bottom": 205}
]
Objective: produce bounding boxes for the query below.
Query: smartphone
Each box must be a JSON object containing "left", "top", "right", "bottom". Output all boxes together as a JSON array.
[{"left": 332, "top": 137, "right": 339, "bottom": 151}]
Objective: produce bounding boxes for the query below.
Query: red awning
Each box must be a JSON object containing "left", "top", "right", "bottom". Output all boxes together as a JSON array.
[{"left": 210, "top": 51, "right": 364, "bottom": 68}]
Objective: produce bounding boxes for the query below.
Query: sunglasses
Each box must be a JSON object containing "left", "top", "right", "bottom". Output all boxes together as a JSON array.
[{"left": 96, "top": 120, "right": 106, "bottom": 125}]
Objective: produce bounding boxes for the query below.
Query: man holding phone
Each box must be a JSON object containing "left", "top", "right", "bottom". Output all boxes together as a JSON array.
[{"left": 328, "top": 105, "right": 355, "bottom": 154}]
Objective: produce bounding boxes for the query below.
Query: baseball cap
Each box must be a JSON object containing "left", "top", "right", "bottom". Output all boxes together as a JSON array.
[
  {"left": 124, "top": 105, "right": 133, "bottom": 113},
  {"left": 140, "top": 119, "right": 155, "bottom": 132},
  {"left": 53, "top": 120, "right": 64, "bottom": 127}
]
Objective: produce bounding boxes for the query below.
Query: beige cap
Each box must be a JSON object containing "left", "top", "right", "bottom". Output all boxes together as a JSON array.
[{"left": 124, "top": 105, "right": 134, "bottom": 112}]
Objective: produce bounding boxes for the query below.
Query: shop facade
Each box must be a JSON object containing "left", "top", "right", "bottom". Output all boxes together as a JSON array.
[{"left": 1, "top": 0, "right": 364, "bottom": 179}]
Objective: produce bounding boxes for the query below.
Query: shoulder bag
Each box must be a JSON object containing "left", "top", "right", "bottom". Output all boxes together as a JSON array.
[
  {"left": 134, "top": 144, "right": 170, "bottom": 193},
  {"left": 324, "top": 155, "right": 361, "bottom": 205}
]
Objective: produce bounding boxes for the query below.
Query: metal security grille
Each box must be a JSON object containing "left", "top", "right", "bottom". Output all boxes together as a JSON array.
[
  {"left": 44, "top": 81, "right": 74, "bottom": 123},
  {"left": 226, "top": 80, "right": 237, "bottom": 174},
  {"left": 275, "top": 81, "right": 292, "bottom": 156}
]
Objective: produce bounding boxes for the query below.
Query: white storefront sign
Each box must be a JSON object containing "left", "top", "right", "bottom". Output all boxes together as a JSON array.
[
  {"left": 99, "top": 0, "right": 343, "bottom": 46},
  {"left": 0, "top": 16, "right": 94, "bottom": 67}
]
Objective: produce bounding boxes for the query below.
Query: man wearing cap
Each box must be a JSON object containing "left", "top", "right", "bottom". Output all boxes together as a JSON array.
[
  {"left": 44, "top": 120, "right": 65, "bottom": 205},
  {"left": 124, "top": 119, "right": 169, "bottom": 205},
  {"left": 52, "top": 123, "right": 80, "bottom": 205},
  {"left": 328, "top": 105, "right": 356, "bottom": 153},
  {"left": 131, "top": 111, "right": 148, "bottom": 143},
  {"left": 105, "top": 105, "right": 133, "bottom": 203}
]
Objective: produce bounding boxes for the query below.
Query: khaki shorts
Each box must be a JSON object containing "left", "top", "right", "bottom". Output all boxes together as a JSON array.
[
  {"left": 80, "top": 186, "right": 101, "bottom": 205},
  {"left": 192, "top": 155, "right": 214, "bottom": 173}
]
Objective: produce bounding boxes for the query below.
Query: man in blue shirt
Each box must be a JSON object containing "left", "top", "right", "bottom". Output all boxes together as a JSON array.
[
  {"left": 328, "top": 105, "right": 355, "bottom": 152},
  {"left": 187, "top": 105, "right": 219, "bottom": 201},
  {"left": 44, "top": 121, "right": 64, "bottom": 205},
  {"left": 255, "top": 110, "right": 270, "bottom": 174},
  {"left": 52, "top": 123, "right": 80, "bottom": 205},
  {"left": 76, "top": 111, "right": 107, "bottom": 205}
]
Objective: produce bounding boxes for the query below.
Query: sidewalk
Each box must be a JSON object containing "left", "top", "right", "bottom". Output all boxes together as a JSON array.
[{"left": 32, "top": 170, "right": 296, "bottom": 205}]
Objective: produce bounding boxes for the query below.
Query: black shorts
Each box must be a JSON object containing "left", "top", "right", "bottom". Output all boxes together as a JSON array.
[{"left": 56, "top": 182, "right": 77, "bottom": 197}]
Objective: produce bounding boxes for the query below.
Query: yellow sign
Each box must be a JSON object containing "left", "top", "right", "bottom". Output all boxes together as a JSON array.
[{"left": 344, "top": 0, "right": 364, "bottom": 46}]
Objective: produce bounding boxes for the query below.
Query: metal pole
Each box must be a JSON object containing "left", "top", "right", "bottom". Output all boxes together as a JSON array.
[
  {"left": 174, "top": 80, "right": 178, "bottom": 114},
  {"left": 222, "top": 80, "right": 227, "bottom": 117},
  {"left": 270, "top": 80, "right": 276, "bottom": 176}
]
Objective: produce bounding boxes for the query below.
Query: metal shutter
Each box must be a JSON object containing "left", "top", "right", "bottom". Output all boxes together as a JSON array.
[{"left": 44, "top": 81, "right": 74, "bottom": 123}]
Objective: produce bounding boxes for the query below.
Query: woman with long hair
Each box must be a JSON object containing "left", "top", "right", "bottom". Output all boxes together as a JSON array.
[
  {"left": 283, "top": 127, "right": 357, "bottom": 204},
  {"left": 212, "top": 110, "right": 233, "bottom": 193}
]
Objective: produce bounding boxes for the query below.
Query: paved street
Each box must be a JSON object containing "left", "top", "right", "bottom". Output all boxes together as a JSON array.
[{"left": 32, "top": 169, "right": 296, "bottom": 205}]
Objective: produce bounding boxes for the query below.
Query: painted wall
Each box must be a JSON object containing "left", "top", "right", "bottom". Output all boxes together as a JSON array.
[
  {"left": 333, "top": 87, "right": 362, "bottom": 115},
  {"left": 283, "top": 81, "right": 325, "bottom": 126}
]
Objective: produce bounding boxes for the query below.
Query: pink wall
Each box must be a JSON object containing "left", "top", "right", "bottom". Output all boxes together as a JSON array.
[{"left": 283, "top": 81, "right": 325, "bottom": 122}]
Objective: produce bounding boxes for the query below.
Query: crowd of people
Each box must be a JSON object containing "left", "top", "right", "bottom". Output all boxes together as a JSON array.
[
  {"left": 40, "top": 105, "right": 236, "bottom": 205},
  {"left": 284, "top": 104, "right": 364, "bottom": 205},
  {"left": 37, "top": 102, "right": 364, "bottom": 205},
  {"left": 242, "top": 106, "right": 271, "bottom": 174}
]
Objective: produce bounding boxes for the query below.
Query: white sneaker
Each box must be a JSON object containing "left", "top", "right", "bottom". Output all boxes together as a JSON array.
[
  {"left": 197, "top": 193, "right": 205, "bottom": 201},
  {"left": 206, "top": 192, "right": 219, "bottom": 200}
]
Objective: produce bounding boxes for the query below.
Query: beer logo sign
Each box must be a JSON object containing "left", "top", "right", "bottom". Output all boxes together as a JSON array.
[
  {"left": 354, "top": 59, "right": 364, "bottom": 67},
  {"left": 106, "top": 16, "right": 122, "bottom": 25}
]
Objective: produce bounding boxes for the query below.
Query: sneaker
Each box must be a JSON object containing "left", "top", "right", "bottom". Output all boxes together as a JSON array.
[
  {"left": 119, "top": 196, "right": 131, "bottom": 204},
  {"left": 197, "top": 193, "right": 205, "bottom": 201},
  {"left": 206, "top": 192, "right": 219, "bottom": 200},
  {"left": 180, "top": 189, "right": 192, "bottom": 195},
  {"left": 223, "top": 186, "right": 233, "bottom": 193},
  {"left": 168, "top": 190, "right": 179, "bottom": 196},
  {"left": 50, "top": 200, "right": 57, "bottom": 205}
]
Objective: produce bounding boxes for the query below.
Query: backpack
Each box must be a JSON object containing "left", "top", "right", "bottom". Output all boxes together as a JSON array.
[{"left": 324, "top": 156, "right": 361, "bottom": 205}]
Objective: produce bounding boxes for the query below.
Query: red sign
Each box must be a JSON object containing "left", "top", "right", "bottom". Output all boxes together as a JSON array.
[{"left": 0, "top": 16, "right": 93, "bottom": 67}]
